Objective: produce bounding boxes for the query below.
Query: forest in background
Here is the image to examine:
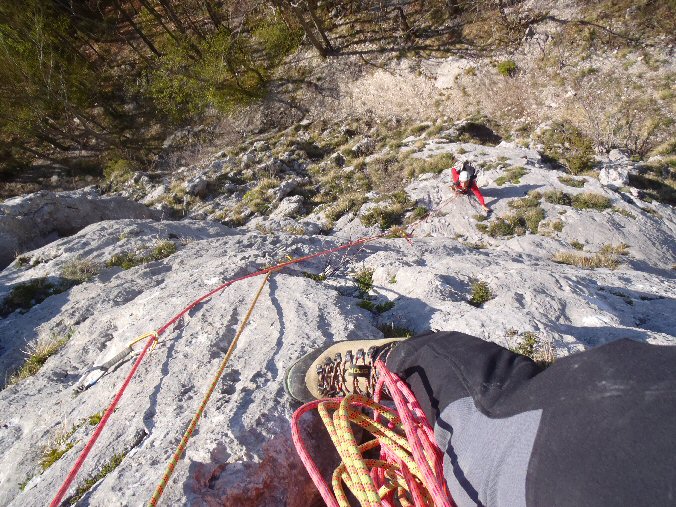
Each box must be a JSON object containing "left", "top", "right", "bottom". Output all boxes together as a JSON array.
[{"left": 1, "top": 0, "right": 674, "bottom": 181}]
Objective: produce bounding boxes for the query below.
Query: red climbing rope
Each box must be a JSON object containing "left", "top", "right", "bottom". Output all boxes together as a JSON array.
[
  {"left": 50, "top": 232, "right": 392, "bottom": 505},
  {"left": 49, "top": 332, "right": 158, "bottom": 507}
]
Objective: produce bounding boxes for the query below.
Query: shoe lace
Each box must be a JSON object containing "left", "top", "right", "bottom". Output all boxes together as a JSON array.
[{"left": 316, "top": 343, "right": 396, "bottom": 398}]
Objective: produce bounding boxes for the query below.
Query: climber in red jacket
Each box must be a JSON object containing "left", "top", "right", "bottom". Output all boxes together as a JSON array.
[{"left": 451, "top": 160, "right": 490, "bottom": 213}]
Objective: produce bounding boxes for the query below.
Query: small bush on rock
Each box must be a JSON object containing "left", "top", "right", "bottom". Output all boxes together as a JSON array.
[
  {"left": 353, "top": 268, "right": 374, "bottom": 296},
  {"left": 496, "top": 60, "right": 517, "bottom": 77},
  {"left": 543, "top": 190, "right": 573, "bottom": 206},
  {"left": 468, "top": 280, "right": 493, "bottom": 307},
  {"left": 558, "top": 176, "right": 586, "bottom": 188},
  {"left": 495, "top": 167, "right": 528, "bottom": 186}
]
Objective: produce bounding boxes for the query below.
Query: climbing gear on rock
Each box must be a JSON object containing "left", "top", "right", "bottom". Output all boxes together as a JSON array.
[
  {"left": 292, "top": 359, "right": 454, "bottom": 507},
  {"left": 74, "top": 331, "right": 159, "bottom": 393},
  {"left": 285, "top": 337, "right": 405, "bottom": 403}
]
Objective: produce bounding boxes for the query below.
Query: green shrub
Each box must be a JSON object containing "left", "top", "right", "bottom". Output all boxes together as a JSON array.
[
  {"left": 353, "top": 268, "right": 374, "bottom": 296},
  {"left": 571, "top": 240, "right": 585, "bottom": 250},
  {"left": 558, "top": 176, "right": 586, "bottom": 187},
  {"left": 495, "top": 167, "right": 528, "bottom": 186},
  {"left": 496, "top": 60, "right": 517, "bottom": 77},
  {"left": 103, "top": 159, "right": 133, "bottom": 185},
  {"left": 537, "top": 122, "right": 594, "bottom": 175},
  {"left": 469, "top": 281, "right": 493, "bottom": 307},
  {"left": 571, "top": 192, "right": 612, "bottom": 210},
  {"left": 252, "top": 18, "right": 303, "bottom": 65}
]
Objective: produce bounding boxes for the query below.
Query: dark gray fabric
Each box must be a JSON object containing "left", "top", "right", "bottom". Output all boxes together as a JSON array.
[{"left": 387, "top": 331, "right": 676, "bottom": 507}]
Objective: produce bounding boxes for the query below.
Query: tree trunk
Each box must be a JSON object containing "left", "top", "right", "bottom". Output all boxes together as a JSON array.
[
  {"left": 205, "top": 1, "right": 222, "bottom": 28},
  {"left": 138, "top": 0, "right": 182, "bottom": 44},
  {"left": 305, "top": 0, "right": 335, "bottom": 53},
  {"left": 275, "top": 0, "right": 330, "bottom": 57},
  {"left": 112, "top": 0, "right": 162, "bottom": 57}
]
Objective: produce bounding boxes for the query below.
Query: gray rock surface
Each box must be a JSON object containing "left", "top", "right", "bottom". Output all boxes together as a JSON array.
[
  {"left": 0, "top": 189, "right": 159, "bottom": 270},
  {"left": 0, "top": 212, "right": 674, "bottom": 506}
]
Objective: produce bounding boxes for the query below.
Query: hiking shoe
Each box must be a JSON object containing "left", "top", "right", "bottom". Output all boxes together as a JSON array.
[{"left": 285, "top": 337, "right": 406, "bottom": 403}]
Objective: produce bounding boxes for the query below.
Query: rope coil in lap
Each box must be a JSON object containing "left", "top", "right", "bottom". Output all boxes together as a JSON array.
[{"left": 292, "top": 360, "right": 455, "bottom": 507}]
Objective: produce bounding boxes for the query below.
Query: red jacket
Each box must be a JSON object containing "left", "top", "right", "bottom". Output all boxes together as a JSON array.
[{"left": 452, "top": 167, "right": 486, "bottom": 207}]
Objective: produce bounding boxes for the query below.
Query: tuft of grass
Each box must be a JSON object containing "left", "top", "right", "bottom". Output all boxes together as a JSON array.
[
  {"left": 358, "top": 300, "right": 395, "bottom": 314},
  {"left": 612, "top": 207, "right": 636, "bottom": 219},
  {"left": 67, "top": 453, "right": 126, "bottom": 505},
  {"left": 495, "top": 167, "right": 528, "bottom": 186},
  {"left": 496, "top": 60, "right": 517, "bottom": 77},
  {"left": 353, "top": 268, "right": 374, "bottom": 296},
  {"left": 570, "top": 240, "right": 585, "bottom": 250},
  {"left": 41, "top": 442, "right": 74, "bottom": 471},
  {"left": 405, "top": 153, "right": 455, "bottom": 177},
  {"left": 405, "top": 206, "right": 429, "bottom": 224},
  {"left": 571, "top": 192, "right": 612, "bottom": 210},
  {"left": 479, "top": 206, "right": 544, "bottom": 237},
  {"left": 1, "top": 278, "right": 69, "bottom": 317},
  {"left": 511, "top": 332, "right": 555, "bottom": 368},
  {"left": 8, "top": 329, "right": 74, "bottom": 385},
  {"left": 543, "top": 190, "right": 572, "bottom": 206},
  {"left": 88, "top": 411, "right": 105, "bottom": 426},
  {"left": 379, "top": 323, "right": 414, "bottom": 338},
  {"left": 361, "top": 204, "right": 408, "bottom": 230},
  {"left": 468, "top": 280, "right": 493, "bottom": 307},
  {"left": 303, "top": 272, "right": 327, "bottom": 282},
  {"left": 106, "top": 241, "right": 177, "bottom": 270},
  {"left": 552, "top": 244, "right": 627, "bottom": 269},
  {"left": 558, "top": 176, "right": 586, "bottom": 188},
  {"left": 242, "top": 178, "right": 280, "bottom": 214},
  {"left": 508, "top": 191, "right": 542, "bottom": 209},
  {"left": 61, "top": 258, "right": 101, "bottom": 284}
]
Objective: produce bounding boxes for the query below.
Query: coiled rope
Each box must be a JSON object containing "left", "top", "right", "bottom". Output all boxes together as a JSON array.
[{"left": 292, "top": 360, "right": 455, "bottom": 507}]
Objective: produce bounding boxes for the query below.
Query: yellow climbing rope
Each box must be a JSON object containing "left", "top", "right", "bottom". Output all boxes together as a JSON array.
[{"left": 148, "top": 271, "right": 274, "bottom": 505}]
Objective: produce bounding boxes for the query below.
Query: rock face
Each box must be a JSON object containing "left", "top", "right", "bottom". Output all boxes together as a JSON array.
[
  {"left": 0, "top": 133, "right": 675, "bottom": 507},
  {"left": 0, "top": 188, "right": 159, "bottom": 270},
  {"left": 0, "top": 201, "right": 674, "bottom": 505}
]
